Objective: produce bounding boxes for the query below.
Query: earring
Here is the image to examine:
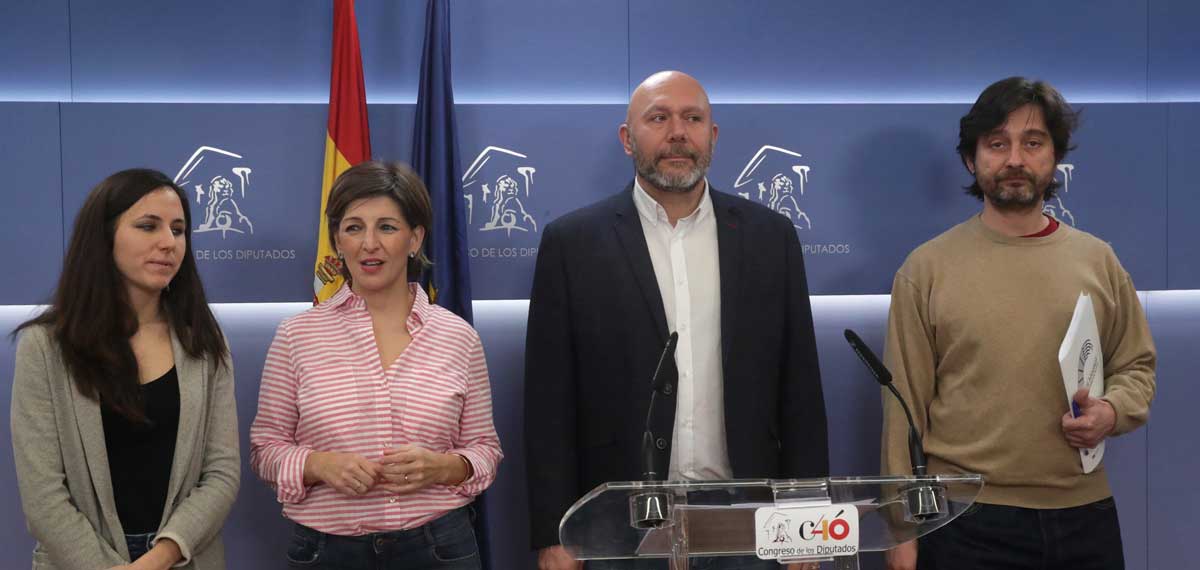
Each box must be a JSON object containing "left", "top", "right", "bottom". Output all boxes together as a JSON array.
[
  {"left": 337, "top": 251, "right": 345, "bottom": 260},
  {"left": 409, "top": 251, "right": 416, "bottom": 259}
]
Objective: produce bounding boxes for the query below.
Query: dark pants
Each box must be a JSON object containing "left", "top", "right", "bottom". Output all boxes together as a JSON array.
[
  {"left": 918, "top": 497, "right": 1124, "bottom": 570},
  {"left": 286, "top": 506, "right": 480, "bottom": 569},
  {"left": 124, "top": 532, "right": 155, "bottom": 561}
]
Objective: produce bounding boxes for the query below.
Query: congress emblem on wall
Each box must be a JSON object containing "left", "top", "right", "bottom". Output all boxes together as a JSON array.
[
  {"left": 173, "top": 146, "right": 255, "bottom": 238},
  {"left": 733, "top": 145, "right": 813, "bottom": 230},
  {"left": 1044, "top": 163, "right": 1077, "bottom": 226},
  {"left": 462, "top": 145, "right": 540, "bottom": 238}
]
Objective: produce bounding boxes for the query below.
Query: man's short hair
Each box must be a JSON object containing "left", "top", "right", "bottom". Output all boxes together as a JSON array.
[{"left": 957, "top": 76, "right": 1079, "bottom": 201}]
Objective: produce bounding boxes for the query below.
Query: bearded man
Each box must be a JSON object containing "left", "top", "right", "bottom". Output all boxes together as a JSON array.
[
  {"left": 881, "top": 77, "right": 1156, "bottom": 570},
  {"left": 524, "top": 70, "right": 829, "bottom": 570}
]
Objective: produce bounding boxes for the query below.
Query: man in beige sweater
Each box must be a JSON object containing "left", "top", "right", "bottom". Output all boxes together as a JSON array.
[{"left": 882, "top": 77, "right": 1156, "bottom": 570}]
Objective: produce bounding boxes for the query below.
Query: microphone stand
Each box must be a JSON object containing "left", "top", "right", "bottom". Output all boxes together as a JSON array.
[
  {"left": 631, "top": 332, "right": 678, "bottom": 529},
  {"left": 844, "top": 329, "right": 947, "bottom": 523}
]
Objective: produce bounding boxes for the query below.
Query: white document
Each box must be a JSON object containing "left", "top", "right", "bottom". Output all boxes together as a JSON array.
[{"left": 1057, "top": 292, "right": 1105, "bottom": 473}]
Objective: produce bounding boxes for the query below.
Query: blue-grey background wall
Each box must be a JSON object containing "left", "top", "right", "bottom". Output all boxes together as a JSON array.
[{"left": 2, "top": 1, "right": 1197, "bottom": 568}]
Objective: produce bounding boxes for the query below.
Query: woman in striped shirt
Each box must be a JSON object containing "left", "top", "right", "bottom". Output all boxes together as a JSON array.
[{"left": 250, "top": 161, "right": 503, "bottom": 569}]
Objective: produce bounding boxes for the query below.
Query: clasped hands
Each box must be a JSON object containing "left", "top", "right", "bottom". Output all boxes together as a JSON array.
[{"left": 307, "top": 444, "right": 465, "bottom": 497}]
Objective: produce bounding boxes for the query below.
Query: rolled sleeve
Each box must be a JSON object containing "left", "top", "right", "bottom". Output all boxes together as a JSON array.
[
  {"left": 250, "top": 324, "right": 316, "bottom": 504},
  {"left": 447, "top": 334, "right": 503, "bottom": 497}
]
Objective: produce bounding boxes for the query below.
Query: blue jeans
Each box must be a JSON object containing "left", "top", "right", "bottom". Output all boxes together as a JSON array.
[
  {"left": 918, "top": 497, "right": 1124, "bottom": 569},
  {"left": 286, "top": 506, "right": 480, "bottom": 569},
  {"left": 124, "top": 532, "right": 155, "bottom": 561}
]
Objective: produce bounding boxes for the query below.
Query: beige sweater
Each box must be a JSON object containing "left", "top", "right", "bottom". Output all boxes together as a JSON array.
[{"left": 881, "top": 215, "right": 1156, "bottom": 509}]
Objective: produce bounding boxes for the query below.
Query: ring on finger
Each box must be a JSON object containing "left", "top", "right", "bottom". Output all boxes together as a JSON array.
[{"left": 403, "top": 473, "right": 411, "bottom": 483}]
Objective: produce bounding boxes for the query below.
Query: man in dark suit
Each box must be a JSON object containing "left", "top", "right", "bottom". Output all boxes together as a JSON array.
[{"left": 525, "top": 70, "right": 829, "bottom": 570}]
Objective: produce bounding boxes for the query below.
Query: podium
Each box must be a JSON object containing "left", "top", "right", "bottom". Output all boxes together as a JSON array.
[{"left": 559, "top": 474, "right": 983, "bottom": 569}]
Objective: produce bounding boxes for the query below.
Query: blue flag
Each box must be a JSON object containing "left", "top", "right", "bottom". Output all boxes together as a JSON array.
[
  {"left": 411, "top": 2, "right": 491, "bottom": 568},
  {"left": 412, "top": 0, "right": 473, "bottom": 323}
]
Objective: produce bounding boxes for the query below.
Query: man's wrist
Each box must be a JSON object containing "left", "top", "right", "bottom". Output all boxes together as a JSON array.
[{"left": 1100, "top": 398, "right": 1118, "bottom": 436}]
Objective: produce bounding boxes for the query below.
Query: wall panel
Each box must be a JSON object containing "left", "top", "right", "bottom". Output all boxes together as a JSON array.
[
  {"left": 451, "top": 1, "right": 629, "bottom": 103},
  {"left": 1146, "top": 291, "right": 1200, "bottom": 570},
  {"left": 0, "top": 0, "right": 70, "bottom": 101},
  {"left": 629, "top": 0, "right": 1149, "bottom": 103},
  {"left": 1149, "top": 0, "right": 1200, "bottom": 101},
  {"left": 1167, "top": 104, "right": 1200, "bottom": 288},
  {"left": 59, "top": 103, "right": 327, "bottom": 302},
  {"left": 0, "top": 104, "right": 64, "bottom": 304}
]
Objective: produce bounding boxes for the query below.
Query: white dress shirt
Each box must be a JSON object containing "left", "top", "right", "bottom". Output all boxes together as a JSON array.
[{"left": 632, "top": 179, "right": 733, "bottom": 481}]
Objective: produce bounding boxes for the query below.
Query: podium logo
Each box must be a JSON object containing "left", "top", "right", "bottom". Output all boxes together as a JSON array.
[
  {"left": 173, "top": 146, "right": 255, "bottom": 239},
  {"left": 1043, "top": 163, "right": 1076, "bottom": 226},
  {"left": 797, "top": 508, "right": 852, "bottom": 542},
  {"left": 462, "top": 145, "right": 539, "bottom": 238},
  {"left": 762, "top": 512, "right": 793, "bottom": 544},
  {"left": 754, "top": 505, "right": 859, "bottom": 561},
  {"left": 733, "top": 145, "right": 813, "bottom": 230}
]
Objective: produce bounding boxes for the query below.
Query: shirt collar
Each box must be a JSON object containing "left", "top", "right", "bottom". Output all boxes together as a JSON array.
[
  {"left": 632, "top": 178, "right": 712, "bottom": 228},
  {"left": 321, "top": 281, "right": 432, "bottom": 329}
]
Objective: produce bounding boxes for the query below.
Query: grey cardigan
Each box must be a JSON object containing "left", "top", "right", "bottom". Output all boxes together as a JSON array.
[{"left": 10, "top": 325, "right": 239, "bottom": 570}]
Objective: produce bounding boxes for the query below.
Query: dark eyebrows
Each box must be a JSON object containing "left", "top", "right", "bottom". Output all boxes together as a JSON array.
[
  {"left": 136, "top": 213, "right": 186, "bottom": 225},
  {"left": 983, "top": 127, "right": 1050, "bottom": 139},
  {"left": 341, "top": 216, "right": 403, "bottom": 224}
]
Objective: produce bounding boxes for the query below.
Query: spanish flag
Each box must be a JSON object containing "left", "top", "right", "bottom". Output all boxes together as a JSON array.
[{"left": 314, "top": 0, "right": 371, "bottom": 303}]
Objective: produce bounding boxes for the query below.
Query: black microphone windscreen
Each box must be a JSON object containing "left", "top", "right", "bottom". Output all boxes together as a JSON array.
[{"left": 843, "top": 329, "right": 892, "bottom": 386}]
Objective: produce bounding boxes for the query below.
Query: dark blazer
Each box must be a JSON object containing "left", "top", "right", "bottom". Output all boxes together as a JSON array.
[{"left": 523, "top": 184, "right": 829, "bottom": 549}]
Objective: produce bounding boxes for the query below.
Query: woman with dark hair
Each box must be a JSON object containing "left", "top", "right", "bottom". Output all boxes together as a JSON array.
[
  {"left": 250, "top": 160, "right": 502, "bottom": 569},
  {"left": 11, "top": 168, "right": 239, "bottom": 570}
]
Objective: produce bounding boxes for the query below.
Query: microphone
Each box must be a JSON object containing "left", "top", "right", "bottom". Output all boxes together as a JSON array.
[
  {"left": 642, "top": 332, "right": 679, "bottom": 481},
  {"left": 631, "top": 332, "right": 679, "bottom": 531},
  {"left": 845, "top": 328, "right": 946, "bottom": 524},
  {"left": 843, "top": 329, "right": 926, "bottom": 476}
]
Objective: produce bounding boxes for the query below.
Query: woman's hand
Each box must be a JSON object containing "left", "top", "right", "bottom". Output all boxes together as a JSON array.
[
  {"left": 377, "top": 445, "right": 468, "bottom": 493},
  {"left": 107, "top": 537, "right": 183, "bottom": 570},
  {"left": 304, "top": 451, "right": 383, "bottom": 497}
]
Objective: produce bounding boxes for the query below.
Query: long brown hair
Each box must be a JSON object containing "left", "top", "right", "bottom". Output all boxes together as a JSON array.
[{"left": 15, "top": 168, "right": 228, "bottom": 422}]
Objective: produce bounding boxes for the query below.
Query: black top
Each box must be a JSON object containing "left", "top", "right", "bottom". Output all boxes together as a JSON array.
[{"left": 102, "top": 367, "right": 180, "bottom": 534}]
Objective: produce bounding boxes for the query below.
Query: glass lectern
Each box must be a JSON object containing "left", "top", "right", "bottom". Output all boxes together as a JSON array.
[{"left": 559, "top": 474, "right": 984, "bottom": 569}]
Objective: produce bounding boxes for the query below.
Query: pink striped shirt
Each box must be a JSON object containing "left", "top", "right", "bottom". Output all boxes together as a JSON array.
[{"left": 249, "top": 283, "right": 502, "bottom": 535}]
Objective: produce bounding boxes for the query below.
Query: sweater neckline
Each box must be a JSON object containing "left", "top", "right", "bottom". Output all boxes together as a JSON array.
[{"left": 967, "top": 213, "right": 1072, "bottom": 246}]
